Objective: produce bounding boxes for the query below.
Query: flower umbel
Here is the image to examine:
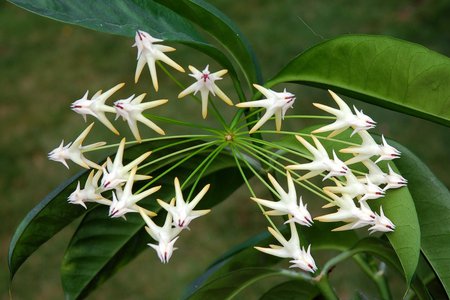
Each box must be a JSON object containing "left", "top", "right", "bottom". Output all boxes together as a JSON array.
[
  {"left": 157, "top": 177, "right": 211, "bottom": 229},
  {"left": 114, "top": 93, "right": 168, "bottom": 142},
  {"left": 48, "top": 123, "right": 106, "bottom": 169},
  {"left": 71, "top": 83, "right": 124, "bottom": 135},
  {"left": 236, "top": 84, "right": 295, "bottom": 133},
  {"left": 133, "top": 30, "right": 185, "bottom": 91},
  {"left": 178, "top": 65, "right": 233, "bottom": 119},
  {"left": 251, "top": 172, "right": 313, "bottom": 227}
]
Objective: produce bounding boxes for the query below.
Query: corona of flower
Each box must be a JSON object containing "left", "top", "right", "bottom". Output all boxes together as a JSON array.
[
  {"left": 251, "top": 172, "right": 313, "bottom": 226},
  {"left": 133, "top": 30, "right": 185, "bottom": 91},
  {"left": 369, "top": 207, "right": 396, "bottom": 234},
  {"left": 48, "top": 123, "right": 106, "bottom": 169},
  {"left": 178, "top": 65, "right": 233, "bottom": 119},
  {"left": 255, "top": 222, "right": 317, "bottom": 273},
  {"left": 286, "top": 135, "right": 348, "bottom": 180},
  {"left": 108, "top": 167, "right": 159, "bottom": 219},
  {"left": 101, "top": 138, "right": 152, "bottom": 190},
  {"left": 71, "top": 83, "right": 124, "bottom": 135},
  {"left": 360, "top": 161, "right": 408, "bottom": 191},
  {"left": 114, "top": 93, "right": 168, "bottom": 142},
  {"left": 235, "top": 84, "right": 295, "bottom": 133},
  {"left": 313, "top": 90, "right": 376, "bottom": 137},
  {"left": 139, "top": 204, "right": 183, "bottom": 264},
  {"left": 341, "top": 131, "right": 401, "bottom": 165},
  {"left": 157, "top": 177, "right": 211, "bottom": 229}
]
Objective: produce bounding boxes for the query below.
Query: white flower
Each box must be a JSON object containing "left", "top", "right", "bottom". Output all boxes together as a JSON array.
[
  {"left": 157, "top": 177, "right": 210, "bottom": 229},
  {"left": 101, "top": 138, "right": 152, "bottom": 190},
  {"left": 178, "top": 65, "right": 233, "bottom": 119},
  {"left": 235, "top": 84, "right": 295, "bottom": 133},
  {"left": 71, "top": 83, "right": 124, "bottom": 135},
  {"left": 315, "top": 191, "right": 376, "bottom": 232},
  {"left": 48, "top": 123, "right": 106, "bottom": 169},
  {"left": 133, "top": 30, "right": 185, "bottom": 91},
  {"left": 286, "top": 135, "right": 349, "bottom": 181},
  {"left": 368, "top": 207, "right": 395, "bottom": 234},
  {"left": 324, "top": 171, "right": 385, "bottom": 202},
  {"left": 68, "top": 169, "right": 109, "bottom": 208},
  {"left": 359, "top": 161, "right": 407, "bottom": 191},
  {"left": 255, "top": 222, "right": 317, "bottom": 273},
  {"left": 114, "top": 93, "right": 168, "bottom": 142},
  {"left": 251, "top": 172, "right": 313, "bottom": 227},
  {"left": 313, "top": 90, "right": 376, "bottom": 137},
  {"left": 139, "top": 204, "right": 183, "bottom": 264},
  {"left": 341, "top": 131, "right": 401, "bottom": 165},
  {"left": 108, "top": 167, "right": 159, "bottom": 219}
]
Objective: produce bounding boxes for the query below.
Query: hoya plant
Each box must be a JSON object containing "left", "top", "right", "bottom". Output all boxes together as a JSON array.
[{"left": 8, "top": 0, "right": 450, "bottom": 299}]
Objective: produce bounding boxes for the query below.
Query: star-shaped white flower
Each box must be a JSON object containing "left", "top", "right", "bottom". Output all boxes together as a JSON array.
[
  {"left": 108, "top": 167, "right": 159, "bottom": 219},
  {"left": 312, "top": 90, "right": 376, "bottom": 137},
  {"left": 324, "top": 171, "right": 385, "bottom": 202},
  {"left": 133, "top": 30, "right": 185, "bottom": 91},
  {"left": 139, "top": 204, "right": 183, "bottom": 264},
  {"left": 178, "top": 65, "right": 233, "bottom": 119},
  {"left": 114, "top": 93, "right": 168, "bottom": 142},
  {"left": 68, "top": 169, "right": 109, "bottom": 208},
  {"left": 157, "top": 177, "right": 210, "bottom": 229},
  {"left": 71, "top": 83, "right": 124, "bottom": 135},
  {"left": 255, "top": 222, "right": 317, "bottom": 273},
  {"left": 286, "top": 135, "right": 349, "bottom": 181},
  {"left": 340, "top": 131, "right": 401, "bottom": 165},
  {"left": 101, "top": 138, "right": 152, "bottom": 190},
  {"left": 359, "top": 161, "right": 407, "bottom": 191},
  {"left": 251, "top": 172, "right": 313, "bottom": 227},
  {"left": 235, "top": 84, "right": 295, "bottom": 133},
  {"left": 315, "top": 190, "right": 376, "bottom": 232},
  {"left": 368, "top": 207, "right": 395, "bottom": 234},
  {"left": 48, "top": 123, "right": 106, "bottom": 169}
]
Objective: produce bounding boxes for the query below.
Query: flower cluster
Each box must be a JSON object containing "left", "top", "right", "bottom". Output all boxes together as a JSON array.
[{"left": 47, "top": 30, "right": 407, "bottom": 273}]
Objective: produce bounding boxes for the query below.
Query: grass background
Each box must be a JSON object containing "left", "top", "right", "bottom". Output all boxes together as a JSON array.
[{"left": 1, "top": 0, "right": 449, "bottom": 299}]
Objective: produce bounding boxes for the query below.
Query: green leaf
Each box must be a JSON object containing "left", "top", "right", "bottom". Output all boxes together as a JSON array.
[
  {"left": 393, "top": 141, "right": 450, "bottom": 296},
  {"left": 8, "top": 170, "right": 89, "bottom": 279},
  {"left": 267, "top": 35, "right": 450, "bottom": 126},
  {"left": 60, "top": 145, "right": 251, "bottom": 299},
  {"left": 186, "top": 267, "right": 286, "bottom": 300},
  {"left": 155, "top": 0, "right": 262, "bottom": 92},
  {"left": 260, "top": 280, "right": 319, "bottom": 300},
  {"left": 7, "top": 0, "right": 243, "bottom": 95}
]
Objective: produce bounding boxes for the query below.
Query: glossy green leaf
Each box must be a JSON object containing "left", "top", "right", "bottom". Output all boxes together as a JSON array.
[
  {"left": 7, "top": 0, "right": 243, "bottom": 95},
  {"left": 155, "top": 0, "right": 262, "bottom": 93},
  {"left": 275, "top": 128, "right": 420, "bottom": 285},
  {"left": 393, "top": 141, "right": 450, "bottom": 296},
  {"left": 267, "top": 35, "right": 450, "bottom": 126},
  {"left": 260, "top": 280, "right": 319, "bottom": 300},
  {"left": 186, "top": 267, "right": 288, "bottom": 300},
  {"left": 8, "top": 170, "right": 89, "bottom": 279}
]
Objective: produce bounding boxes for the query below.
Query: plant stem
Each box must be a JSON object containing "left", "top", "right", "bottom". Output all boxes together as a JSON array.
[
  {"left": 315, "top": 274, "right": 339, "bottom": 300},
  {"left": 354, "top": 255, "right": 392, "bottom": 300}
]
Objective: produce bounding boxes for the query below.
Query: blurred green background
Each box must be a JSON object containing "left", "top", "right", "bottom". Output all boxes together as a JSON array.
[{"left": 1, "top": 0, "right": 449, "bottom": 299}]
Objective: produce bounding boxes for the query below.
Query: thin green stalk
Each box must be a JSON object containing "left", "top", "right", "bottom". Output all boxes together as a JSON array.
[
  {"left": 184, "top": 143, "right": 227, "bottom": 201},
  {"left": 314, "top": 274, "right": 339, "bottom": 300},
  {"left": 137, "top": 141, "right": 219, "bottom": 192},
  {"left": 354, "top": 255, "right": 392, "bottom": 300},
  {"left": 230, "top": 145, "right": 277, "bottom": 230},
  {"left": 144, "top": 113, "right": 223, "bottom": 134}
]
